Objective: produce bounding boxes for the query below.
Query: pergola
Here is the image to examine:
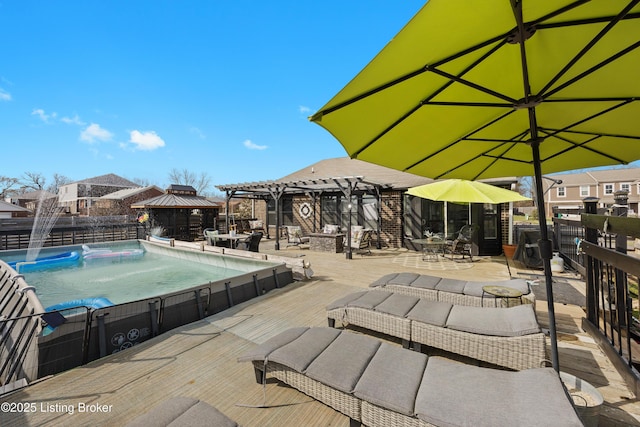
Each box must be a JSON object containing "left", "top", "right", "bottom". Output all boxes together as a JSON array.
[{"left": 217, "top": 176, "right": 391, "bottom": 258}]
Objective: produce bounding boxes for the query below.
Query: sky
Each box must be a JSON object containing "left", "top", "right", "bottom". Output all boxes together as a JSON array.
[{"left": 0, "top": 1, "right": 426, "bottom": 193}]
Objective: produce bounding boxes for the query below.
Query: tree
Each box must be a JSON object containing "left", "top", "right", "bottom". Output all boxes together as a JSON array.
[
  {"left": 167, "top": 168, "right": 212, "bottom": 195},
  {"left": 21, "top": 172, "right": 47, "bottom": 191},
  {"left": 0, "top": 176, "right": 19, "bottom": 199},
  {"left": 46, "top": 174, "right": 73, "bottom": 195}
]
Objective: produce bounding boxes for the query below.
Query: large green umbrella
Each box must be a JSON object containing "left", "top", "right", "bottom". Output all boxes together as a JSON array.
[
  {"left": 407, "top": 179, "right": 530, "bottom": 204},
  {"left": 311, "top": 1, "right": 640, "bottom": 371}
]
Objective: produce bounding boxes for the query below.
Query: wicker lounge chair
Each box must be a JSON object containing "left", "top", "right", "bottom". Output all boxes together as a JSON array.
[
  {"left": 238, "top": 327, "right": 582, "bottom": 427},
  {"left": 327, "top": 290, "right": 546, "bottom": 371},
  {"left": 370, "top": 272, "right": 535, "bottom": 307},
  {"left": 282, "top": 225, "right": 310, "bottom": 247}
]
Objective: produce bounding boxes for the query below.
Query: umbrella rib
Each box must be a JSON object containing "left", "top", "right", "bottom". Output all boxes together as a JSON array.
[
  {"left": 403, "top": 109, "right": 518, "bottom": 171},
  {"left": 544, "top": 40, "right": 640, "bottom": 100},
  {"left": 539, "top": 0, "right": 640, "bottom": 97},
  {"left": 546, "top": 128, "right": 640, "bottom": 141}
]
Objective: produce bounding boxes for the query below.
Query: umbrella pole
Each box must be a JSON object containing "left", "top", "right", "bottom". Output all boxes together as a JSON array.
[{"left": 532, "top": 142, "right": 560, "bottom": 372}]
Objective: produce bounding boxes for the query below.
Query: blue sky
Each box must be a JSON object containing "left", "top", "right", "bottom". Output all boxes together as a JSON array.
[{"left": 0, "top": 1, "right": 425, "bottom": 192}]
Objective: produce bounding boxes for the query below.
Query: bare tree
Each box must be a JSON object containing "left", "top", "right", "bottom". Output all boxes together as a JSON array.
[
  {"left": 46, "top": 174, "right": 73, "bottom": 195},
  {"left": 0, "top": 176, "right": 19, "bottom": 199},
  {"left": 21, "top": 172, "right": 46, "bottom": 191},
  {"left": 167, "top": 168, "right": 212, "bottom": 195}
]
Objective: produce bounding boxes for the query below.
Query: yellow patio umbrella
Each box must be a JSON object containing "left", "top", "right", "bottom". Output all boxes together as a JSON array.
[
  {"left": 407, "top": 179, "right": 530, "bottom": 204},
  {"left": 310, "top": 1, "right": 640, "bottom": 372}
]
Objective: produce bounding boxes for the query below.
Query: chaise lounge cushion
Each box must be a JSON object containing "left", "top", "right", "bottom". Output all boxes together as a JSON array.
[
  {"left": 406, "top": 300, "right": 453, "bottom": 327},
  {"left": 237, "top": 327, "right": 308, "bottom": 363},
  {"left": 325, "top": 291, "right": 369, "bottom": 311},
  {"left": 268, "top": 327, "right": 341, "bottom": 372},
  {"left": 411, "top": 274, "right": 443, "bottom": 290},
  {"left": 435, "top": 278, "right": 467, "bottom": 294},
  {"left": 125, "top": 396, "right": 237, "bottom": 427},
  {"left": 305, "top": 332, "right": 381, "bottom": 393},
  {"left": 353, "top": 343, "right": 428, "bottom": 416},
  {"left": 445, "top": 304, "right": 541, "bottom": 337},
  {"left": 372, "top": 293, "right": 419, "bottom": 317},
  {"left": 415, "top": 357, "right": 581, "bottom": 427}
]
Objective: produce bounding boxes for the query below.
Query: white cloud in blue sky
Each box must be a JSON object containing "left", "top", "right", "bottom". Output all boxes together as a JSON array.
[
  {"left": 189, "top": 127, "right": 205, "bottom": 139},
  {"left": 61, "top": 114, "right": 85, "bottom": 126},
  {"left": 32, "top": 108, "right": 57, "bottom": 124},
  {"left": 80, "top": 123, "right": 113, "bottom": 143},
  {"left": 129, "top": 130, "right": 165, "bottom": 151},
  {"left": 243, "top": 139, "right": 267, "bottom": 150},
  {"left": 0, "top": 89, "right": 10, "bottom": 101}
]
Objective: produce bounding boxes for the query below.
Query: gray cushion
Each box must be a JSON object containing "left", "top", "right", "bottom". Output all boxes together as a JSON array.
[
  {"left": 269, "top": 327, "right": 341, "bottom": 372},
  {"left": 125, "top": 397, "right": 237, "bottom": 427},
  {"left": 374, "top": 293, "right": 419, "bottom": 317},
  {"left": 463, "top": 279, "right": 531, "bottom": 297},
  {"left": 410, "top": 275, "right": 442, "bottom": 290},
  {"left": 415, "top": 357, "right": 583, "bottom": 427},
  {"left": 237, "top": 327, "right": 308, "bottom": 363},
  {"left": 435, "top": 278, "right": 467, "bottom": 294},
  {"left": 305, "top": 331, "right": 381, "bottom": 393},
  {"left": 326, "top": 291, "right": 368, "bottom": 310},
  {"left": 387, "top": 272, "right": 420, "bottom": 286},
  {"left": 446, "top": 305, "right": 541, "bottom": 337},
  {"left": 348, "top": 290, "right": 392, "bottom": 309},
  {"left": 370, "top": 273, "right": 399, "bottom": 287},
  {"left": 353, "top": 343, "right": 428, "bottom": 416},
  {"left": 406, "top": 300, "right": 453, "bottom": 327}
]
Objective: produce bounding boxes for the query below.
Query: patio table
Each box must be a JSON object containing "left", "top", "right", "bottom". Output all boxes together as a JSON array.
[{"left": 412, "top": 238, "right": 447, "bottom": 261}]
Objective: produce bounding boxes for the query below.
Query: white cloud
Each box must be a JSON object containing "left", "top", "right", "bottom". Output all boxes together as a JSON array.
[
  {"left": 61, "top": 114, "right": 85, "bottom": 126},
  {"left": 32, "top": 108, "right": 57, "bottom": 123},
  {"left": 299, "top": 105, "right": 311, "bottom": 114},
  {"left": 80, "top": 123, "right": 113, "bottom": 143},
  {"left": 189, "top": 126, "right": 205, "bottom": 139},
  {"left": 243, "top": 139, "right": 267, "bottom": 150},
  {"left": 0, "top": 89, "right": 11, "bottom": 101},
  {"left": 129, "top": 130, "right": 165, "bottom": 151}
]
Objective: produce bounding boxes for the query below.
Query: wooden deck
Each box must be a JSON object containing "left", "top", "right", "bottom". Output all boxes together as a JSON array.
[{"left": 3, "top": 240, "right": 640, "bottom": 426}]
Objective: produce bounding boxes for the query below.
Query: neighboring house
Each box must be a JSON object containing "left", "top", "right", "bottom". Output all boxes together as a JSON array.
[
  {"left": 131, "top": 185, "right": 221, "bottom": 241},
  {"left": 9, "top": 190, "right": 58, "bottom": 212},
  {"left": 217, "top": 157, "right": 520, "bottom": 256},
  {"left": 0, "top": 200, "right": 31, "bottom": 219},
  {"left": 58, "top": 174, "right": 140, "bottom": 215},
  {"left": 543, "top": 167, "right": 640, "bottom": 217},
  {"left": 93, "top": 185, "right": 165, "bottom": 216}
]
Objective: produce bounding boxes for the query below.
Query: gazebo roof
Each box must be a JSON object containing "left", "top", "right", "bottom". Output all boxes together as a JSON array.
[{"left": 131, "top": 194, "right": 221, "bottom": 209}]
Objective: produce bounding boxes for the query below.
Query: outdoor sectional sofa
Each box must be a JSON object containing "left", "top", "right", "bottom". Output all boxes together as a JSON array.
[
  {"left": 238, "top": 327, "right": 583, "bottom": 427},
  {"left": 326, "top": 290, "right": 546, "bottom": 371},
  {"left": 370, "top": 272, "right": 535, "bottom": 307}
]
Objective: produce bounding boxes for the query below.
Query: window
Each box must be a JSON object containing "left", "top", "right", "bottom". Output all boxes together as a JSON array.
[
  {"left": 556, "top": 187, "right": 566, "bottom": 197},
  {"left": 621, "top": 182, "right": 631, "bottom": 194},
  {"left": 603, "top": 183, "right": 614, "bottom": 195},
  {"left": 580, "top": 185, "right": 590, "bottom": 197}
]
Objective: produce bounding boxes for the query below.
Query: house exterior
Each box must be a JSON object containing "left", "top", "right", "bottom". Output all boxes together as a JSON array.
[
  {"left": 10, "top": 190, "right": 58, "bottom": 212},
  {"left": 0, "top": 200, "right": 31, "bottom": 219},
  {"left": 543, "top": 168, "right": 640, "bottom": 217},
  {"left": 93, "top": 185, "right": 165, "bottom": 216},
  {"left": 218, "top": 157, "right": 520, "bottom": 256},
  {"left": 57, "top": 174, "right": 139, "bottom": 215}
]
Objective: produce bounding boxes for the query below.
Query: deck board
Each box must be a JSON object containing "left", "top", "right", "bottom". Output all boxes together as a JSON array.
[{"left": 2, "top": 241, "right": 640, "bottom": 426}]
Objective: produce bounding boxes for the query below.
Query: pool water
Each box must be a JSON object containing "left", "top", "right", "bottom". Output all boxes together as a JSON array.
[{"left": 20, "top": 248, "right": 245, "bottom": 308}]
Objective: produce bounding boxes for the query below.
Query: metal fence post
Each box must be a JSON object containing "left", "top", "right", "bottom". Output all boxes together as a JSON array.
[
  {"left": 614, "top": 191, "right": 629, "bottom": 328},
  {"left": 583, "top": 197, "right": 599, "bottom": 323}
]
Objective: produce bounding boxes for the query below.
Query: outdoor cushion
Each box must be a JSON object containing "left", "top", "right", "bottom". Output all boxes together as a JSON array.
[
  {"left": 445, "top": 304, "right": 541, "bottom": 337},
  {"left": 370, "top": 273, "right": 398, "bottom": 287},
  {"left": 347, "top": 291, "right": 392, "bottom": 310},
  {"left": 305, "top": 332, "right": 381, "bottom": 393},
  {"left": 268, "top": 327, "right": 341, "bottom": 372},
  {"left": 374, "top": 293, "right": 419, "bottom": 317},
  {"left": 463, "top": 279, "right": 530, "bottom": 297},
  {"left": 406, "top": 299, "right": 453, "bottom": 327},
  {"left": 435, "top": 278, "right": 467, "bottom": 294},
  {"left": 237, "top": 326, "right": 308, "bottom": 363},
  {"left": 387, "top": 272, "right": 421, "bottom": 286},
  {"left": 410, "top": 275, "right": 443, "bottom": 290},
  {"left": 415, "top": 357, "right": 582, "bottom": 427},
  {"left": 353, "top": 342, "right": 428, "bottom": 416},
  {"left": 125, "top": 396, "right": 237, "bottom": 427},
  {"left": 325, "top": 291, "right": 368, "bottom": 311}
]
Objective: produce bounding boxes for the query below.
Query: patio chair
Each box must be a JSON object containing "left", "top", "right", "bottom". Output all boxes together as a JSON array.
[
  {"left": 348, "top": 228, "right": 373, "bottom": 255},
  {"left": 249, "top": 219, "right": 267, "bottom": 237},
  {"left": 236, "top": 232, "right": 263, "bottom": 252},
  {"left": 283, "top": 225, "right": 309, "bottom": 247},
  {"left": 445, "top": 224, "right": 477, "bottom": 261}
]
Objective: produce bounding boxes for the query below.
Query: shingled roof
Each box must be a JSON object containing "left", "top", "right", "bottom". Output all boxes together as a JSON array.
[
  {"left": 73, "top": 173, "right": 139, "bottom": 188},
  {"left": 131, "top": 194, "right": 221, "bottom": 209}
]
